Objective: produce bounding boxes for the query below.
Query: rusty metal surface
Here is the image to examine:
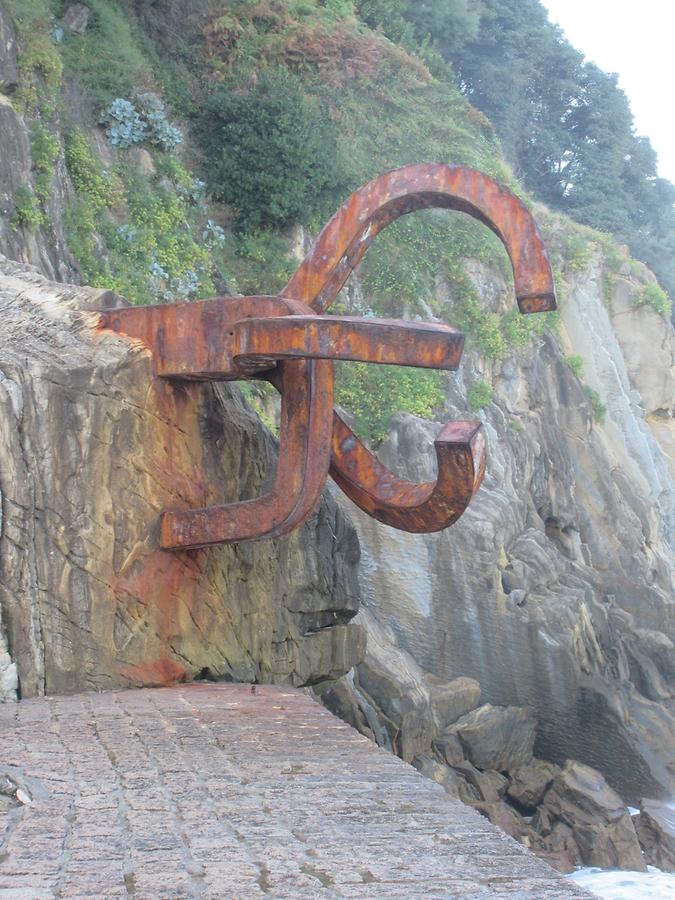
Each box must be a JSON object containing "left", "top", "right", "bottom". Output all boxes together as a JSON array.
[
  {"left": 282, "top": 163, "right": 556, "bottom": 315},
  {"left": 159, "top": 357, "right": 334, "bottom": 550},
  {"left": 281, "top": 163, "right": 555, "bottom": 533},
  {"left": 100, "top": 295, "right": 293, "bottom": 380},
  {"left": 99, "top": 163, "right": 555, "bottom": 548},
  {"left": 331, "top": 418, "right": 486, "bottom": 532},
  {"left": 233, "top": 316, "right": 465, "bottom": 372}
]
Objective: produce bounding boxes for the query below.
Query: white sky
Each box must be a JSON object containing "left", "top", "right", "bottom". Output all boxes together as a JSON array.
[{"left": 540, "top": 0, "right": 675, "bottom": 184}]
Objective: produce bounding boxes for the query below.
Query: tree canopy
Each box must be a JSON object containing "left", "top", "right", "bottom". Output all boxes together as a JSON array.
[
  {"left": 358, "top": 0, "right": 675, "bottom": 309},
  {"left": 199, "top": 68, "right": 347, "bottom": 232}
]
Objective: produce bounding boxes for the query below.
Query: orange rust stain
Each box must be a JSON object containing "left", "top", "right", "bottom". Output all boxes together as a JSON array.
[
  {"left": 118, "top": 655, "right": 188, "bottom": 687},
  {"left": 113, "top": 547, "right": 205, "bottom": 639},
  {"left": 111, "top": 546, "right": 211, "bottom": 688}
]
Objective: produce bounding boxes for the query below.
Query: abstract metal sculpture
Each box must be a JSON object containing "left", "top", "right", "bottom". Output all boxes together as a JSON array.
[{"left": 100, "top": 163, "right": 555, "bottom": 549}]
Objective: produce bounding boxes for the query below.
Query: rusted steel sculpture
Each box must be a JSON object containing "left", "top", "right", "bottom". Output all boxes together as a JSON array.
[{"left": 100, "top": 163, "right": 555, "bottom": 549}]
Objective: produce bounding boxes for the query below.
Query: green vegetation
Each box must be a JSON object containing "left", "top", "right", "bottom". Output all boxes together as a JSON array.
[
  {"left": 501, "top": 308, "right": 558, "bottom": 350},
  {"left": 65, "top": 129, "right": 119, "bottom": 210},
  {"left": 29, "top": 122, "right": 59, "bottom": 202},
  {"left": 359, "top": 213, "right": 508, "bottom": 320},
  {"left": 633, "top": 283, "right": 671, "bottom": 319},
  {"left": 4, "top": 0, "right": 644, "bottom": 442},
  {"left": 124, "top": 178, "right": 212, "bottom": 294},
  {"left": 182, "top": 0, "right": 539, "bottom": 432},
  {"left": 219, "top": 230, "right": 296, "bottom": 296},
  {"left": 198, "top": 68, "right": 347, "bottom": 231},
  {"left": 11, "top": 185, "right": 44, "bottom": 230},
  {"left": 458, "top": 295, "right": 505, "bottom": 361},
  {"left": 238, "top": 381, "right": 279, "bottom": 435},
  {"left": 565, "top": 355, "right": 584, "bottom": 379},
  {"left": 360, "top": 215, "right": 450, "bottom": 318},
  {"left": 63, "top": 128, "right": 214, "bottom": 304},
  {"left": 58, "top": 1, "right": 150, "bottom": 113},
  {"left": 583, "top": 386, "right": 606, "bottom": 425},
  {"left": 597, "top": 235, "right": 625, "bottom": 309},
  {"left": 563, "top": 234, "right": 592, "bottom": 273},
  {"left": 334, "top": 363, "right": 444, "bottom": 443},
  {"left": 356, "top": 0, "right": 480, "bottom": 58},
  {"left": 467, "top": 379, "right": 493, "bottom": 412},
  {"left": 3, "top": 0, "right": 62, "bottom": 112},
  {"left": 101, "top": 95, "right": 182, "bottom": 151},
  {"left": 438, "top": 0, "right": 675, "bottom": 310},
  {"left": 563, "top": 355, "right": 605, "bottom": 424}
]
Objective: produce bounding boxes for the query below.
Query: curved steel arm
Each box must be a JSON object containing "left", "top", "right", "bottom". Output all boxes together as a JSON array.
[
  {"left": 100, "top": 164, "right": 554, "bottom": 546},
  {"left": 281, "top": 163, "right": 555, "bottom": 530},
  {"left": 331, "top": 416, "right": 486, "bottom": 532},
  {"left": 282, "top": 163, "right": 556, "bottom": 315},
  {"left": 160, "top": 356, "right": 334, "bottom": 549},
  {"left": 159, "top": 296, "right": 335, "bottom": 549}
]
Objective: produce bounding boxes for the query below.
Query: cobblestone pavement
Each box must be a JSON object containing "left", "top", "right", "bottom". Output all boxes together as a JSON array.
[{"left": 0, "top": 684, "right": 591, "bottom": 899}]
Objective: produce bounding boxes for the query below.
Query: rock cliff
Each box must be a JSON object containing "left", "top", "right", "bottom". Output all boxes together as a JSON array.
[
  {"left": 326, "top": 244, "right": 675, "bottom": 805},
  {"left": 0, "top": 9, "right": 76, "bottom": 285},
  {"left": 0, "top": 256, "right": 362, "bottom": 698}
]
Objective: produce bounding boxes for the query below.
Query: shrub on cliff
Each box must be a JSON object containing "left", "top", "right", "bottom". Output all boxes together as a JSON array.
[
  {"left": 198, "top": 69, "right": 348, "bottom": 232},
  {"left": 633, "top": 282, "right": 671, "bottom": 319},
  {"left": 101, "top": 95, "right": 183, "bottom": 151},
  {"left": 467, "top": 379, "right": 493, "bottom": 412}
]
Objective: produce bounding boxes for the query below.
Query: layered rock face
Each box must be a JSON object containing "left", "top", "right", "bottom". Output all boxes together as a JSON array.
[
  {"left": 0, "top": 257, "right": 362, "bottom": 699},
  {"left": 318, "top": 611, "right": 651, "bottom": 873},
  {"left": 329, "top": 250, "right": 675, "bottom": 804},
  {"left": 635, "top": 799, "right": 675, "bottom": 870},
  {"left": 0, "top": 7, "right": 76, "bottom": 286}
]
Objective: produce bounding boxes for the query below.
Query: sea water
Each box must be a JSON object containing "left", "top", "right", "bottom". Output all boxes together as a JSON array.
[{"left": 569, "top": 865, "right": 675, "bottom": 899}]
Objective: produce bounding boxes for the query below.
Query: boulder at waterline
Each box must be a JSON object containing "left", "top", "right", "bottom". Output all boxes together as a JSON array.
[
  {"left": 541, "top": 760, "right": 645, "bottom": 870},
  {"left": 634, "top": 798, "right": 675, "bottom": 871}
]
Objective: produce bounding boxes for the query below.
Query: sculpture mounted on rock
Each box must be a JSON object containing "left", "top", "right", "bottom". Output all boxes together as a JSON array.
[{"left": 100, "top": 163, "right": 556, "bottom": 548}]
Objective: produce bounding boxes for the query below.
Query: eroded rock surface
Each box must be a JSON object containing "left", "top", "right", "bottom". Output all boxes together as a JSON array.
[
  {"left": 333, "top": 249, "right": 675, "bottom": 802},
  {"left": 446, "top": 703, "right": 537, "bottom": 772},
  {"left": 634, "top": 799, "right": 675, "bottom": 871},
  {"left": 541, "top": 760, "right": 645, "bottom": 871},
  {"left": 0, "top": 258, "right": 362, "bottom": 697}
]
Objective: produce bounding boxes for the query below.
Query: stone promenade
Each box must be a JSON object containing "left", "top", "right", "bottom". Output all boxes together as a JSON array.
[{"left": 0, "top": 684, "right": 591, "bottom": 899}]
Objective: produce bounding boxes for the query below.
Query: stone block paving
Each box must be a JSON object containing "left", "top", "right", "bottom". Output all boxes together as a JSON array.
[{"left": 0, "top": 684, "right": 592, "bottom": 899}]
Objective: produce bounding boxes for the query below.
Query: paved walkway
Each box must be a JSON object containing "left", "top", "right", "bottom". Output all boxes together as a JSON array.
[{"left": 0, "top": 684, "right": 590, "bottom": 899}]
